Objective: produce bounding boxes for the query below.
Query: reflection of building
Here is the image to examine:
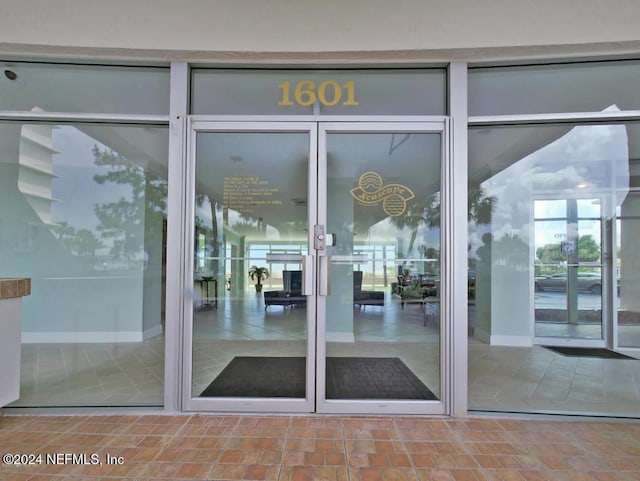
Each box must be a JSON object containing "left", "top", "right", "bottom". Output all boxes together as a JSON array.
[{"left": 18, "top": 120, "right": 58, "bottom": 226}]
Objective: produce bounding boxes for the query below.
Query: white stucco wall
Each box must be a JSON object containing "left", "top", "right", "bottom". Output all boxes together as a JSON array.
[
  {"left": 1, "top": 0, "right": 639, "bottom": 61},
  {"left": 0, "top": 297, "right": 23, "bottom": 406}
]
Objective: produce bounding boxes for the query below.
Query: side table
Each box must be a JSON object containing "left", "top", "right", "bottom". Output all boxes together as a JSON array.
[{"left": 196, "top": 276, "right": 217, "bottom": 308}]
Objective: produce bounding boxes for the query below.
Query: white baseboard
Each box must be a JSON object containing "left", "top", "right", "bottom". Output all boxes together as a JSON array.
[
  {"left": 22, "top": 331, "right": 144, "bottom": 343},
  {"left": 326, "top": 332, "right": 355, "bottom": 343},
  {"left": 473, "top": 328, "right": 491, "bottom": 344},
  {"left": 143, "top": 323, "right": 164, "bottom": 340},
  {"left": 490, "top": 335, "right": 533, "bottom": 347}
]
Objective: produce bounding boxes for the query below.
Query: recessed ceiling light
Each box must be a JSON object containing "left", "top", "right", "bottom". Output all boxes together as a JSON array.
[{"left": 577, "top": 183, "right": 588, "bottom": 188}]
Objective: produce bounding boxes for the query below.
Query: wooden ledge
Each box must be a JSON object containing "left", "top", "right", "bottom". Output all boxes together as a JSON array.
[{"left": 0, "top": 278, "right": 31, "bottom": 299}]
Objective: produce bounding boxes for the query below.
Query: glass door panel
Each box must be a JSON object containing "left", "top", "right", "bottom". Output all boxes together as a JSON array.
[
  {"left": 616, "top": 206, "right": 640, "bottom": 348},
  {"left": 534, "top": 198, "right": 605, "bottom": 343},
  {"left": 184, "top": 123, "right": 316, "bottom": 412},
  {"left": 317, "top": 123, "right": 446, "bottom": 415}
]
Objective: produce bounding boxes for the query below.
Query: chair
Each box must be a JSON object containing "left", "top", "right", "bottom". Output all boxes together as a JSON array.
[
  {"left": 353, "top": 271, "right": 384, "bottom": 308},
  {"left": 264, "top": 270, "right": 306, "bottom": 310},
  {"left": 422, "top": 296, "right": 440, "bottom": 326}
]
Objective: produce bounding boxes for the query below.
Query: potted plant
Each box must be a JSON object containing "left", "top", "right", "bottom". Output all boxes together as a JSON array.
[
  {"left": 400, "top": 268, "right": 411, "bottom": 285},
  {"left": 248, "top": 265, "right": 270, "bottom": 293}
]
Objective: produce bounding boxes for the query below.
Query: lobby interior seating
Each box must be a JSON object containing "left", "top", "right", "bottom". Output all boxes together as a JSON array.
[
  {"left": 264, "top": 270, "right": 306, "bottom": 310},
  {"left": 353, "top": 270, "right": 384, "bottom": 308}
]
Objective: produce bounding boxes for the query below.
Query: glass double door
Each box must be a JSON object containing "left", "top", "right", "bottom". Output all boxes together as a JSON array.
[
  {"left": 533, "top": 198, "right": 608, "bottom": 346},
  {"left": 183, "top": 120, "right": 447, "bottom": 414}
]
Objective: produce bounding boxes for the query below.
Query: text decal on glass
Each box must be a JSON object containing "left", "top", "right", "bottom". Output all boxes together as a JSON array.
[{"left": 278, "top": 80, "right": 359, "bottom": 107}]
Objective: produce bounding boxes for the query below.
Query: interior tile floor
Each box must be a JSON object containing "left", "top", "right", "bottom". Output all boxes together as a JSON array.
[
  {"left": 9, "top": 292, "right": 640, "bottom": 417},
  {"left": 2, "top": 413, "right": 640, "bottom": 481}
]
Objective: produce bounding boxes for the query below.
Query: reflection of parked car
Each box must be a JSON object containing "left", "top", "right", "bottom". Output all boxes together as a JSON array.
[
  {"left": 416, "top": 273, "right": 438, "bottom": 287},
  {"left": 534, "top": 272, "right": 602, "bottom": 294}
]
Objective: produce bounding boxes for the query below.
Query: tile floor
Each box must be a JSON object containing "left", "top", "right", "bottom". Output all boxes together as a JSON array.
[
  {"left": 10, "top": 293, "right": 640, "bottom": 416},
  {"left": 468, "top": 339, "right": 640, "bottom": 415},
  {"left": 2, "top": 413, "right": 640, "bottom": 481}
]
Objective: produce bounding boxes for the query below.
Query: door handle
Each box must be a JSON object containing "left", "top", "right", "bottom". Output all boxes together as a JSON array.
[
  {"left": 319, "top": 255, "right": 331, "bottom": 296},
  {"left": 302, "top": 255, "right": 313, "bottom": 296}
]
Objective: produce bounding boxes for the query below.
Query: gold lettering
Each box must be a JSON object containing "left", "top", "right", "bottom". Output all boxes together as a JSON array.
[
  {"left": 277, "top": 81, "right": 294, "bottom": 106},
  {"left": 350, "top": 172, "right": 415, "bottom": 216},
  {"left": 278, "top": 80, "right": 358, "bottom": 107},
  {"left": 294, "top": 80, "right": 316, "bottom": 106},
  {"left": 223, "top": 176, "right": 283, "bottom": 214}
]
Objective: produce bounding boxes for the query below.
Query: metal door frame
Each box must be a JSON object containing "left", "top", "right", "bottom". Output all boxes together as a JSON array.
[
  {"left": 182, "top": 120, "right": 318, "bottom": 412},
  {"left": 532, "top": 194, "right": 611, "bottom": 349},
  {"left": 181, "top": 116, "right": 453, "bottom": 415},
  {"left": 315, "top": 121, "right": 449, "bottom": 415}
]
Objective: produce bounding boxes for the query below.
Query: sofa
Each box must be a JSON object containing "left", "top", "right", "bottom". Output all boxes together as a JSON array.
[
  {"left": 353, "top": 271, "right": 384, "bottom": 308},
  {"left": 265, "top": 270, "right": 384, "bottom": 309}
]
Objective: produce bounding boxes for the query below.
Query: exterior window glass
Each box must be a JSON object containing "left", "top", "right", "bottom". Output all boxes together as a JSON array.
[
  {"left": 468, "top": 122, "right": 640, "bottom": 416},
  {"left": 191, "top": 69, "right": 446, "bottom": 115},
  {"left": 0, "top": 62, "right": 170, "bottom": 115},
  {"left": 469, "top": 61, "right": 640, "bottom": 116},
  {"left": 0, "top": 122, "right": 168, "bottom": 407}
]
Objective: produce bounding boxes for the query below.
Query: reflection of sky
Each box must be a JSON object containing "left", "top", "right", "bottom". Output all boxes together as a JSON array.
[
  {"left": 197, "top": 200, "right": 280, "bottom": 239},
  {"left": 534, "top": 199, "right": 602, "bottom": 248},
  {"left": 470, "top": 116, "right": 630, "bottom": 258},
  {"left": 51, "top": 126, "right": 132, "bottom": 250}
]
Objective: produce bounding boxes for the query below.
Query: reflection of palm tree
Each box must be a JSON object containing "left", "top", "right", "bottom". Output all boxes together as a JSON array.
[
  {"left": 196, "top": 194, "right": 220, "bottom": 274},
  {"left": 391, "top": 186, "right": 495, "bottom": 263},
  {"left": 389, "top": 193, "right": 440, "bottom": 258},
  {"left": 51, "top": 222, "right": 103, "bottom": 258},
  {"left": 231, "top": 219, "right": 262, "bottom": 236},
  {"left": 74, "top": 229, "right": 103, "bottom": 257},
  {"left": 52, "top": 221, "right": 75, "bottom": 242},
  {"left": 493, "top": 233, "right": 528, "bottom": 269},
  {"left": 468, "top": 185, "right": 495, "bottom": 225},
  {"left": 92, "top": 146, "right": 167, "bottom": 265}
]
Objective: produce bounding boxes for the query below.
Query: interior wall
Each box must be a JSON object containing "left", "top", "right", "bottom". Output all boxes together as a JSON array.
[
  {"left": 326, "top": 178, "right": 355, "bottom": 343},
  {"left": 473, "top": 164, "right": 533, "bottom": 347},
  {"left": 1, "top": 0, "right": 640, "bottom": 61}
]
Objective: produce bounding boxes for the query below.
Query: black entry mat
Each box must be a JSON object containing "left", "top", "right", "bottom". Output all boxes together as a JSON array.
[
  {"left": 542, "top": 346, "right": 636, "bottom": 360},
  {"left": 200, "top": 356, "right": 438, "bottom": 400},
  {"left": 325, "top": 356, "right": 438, "bottom": 400}
]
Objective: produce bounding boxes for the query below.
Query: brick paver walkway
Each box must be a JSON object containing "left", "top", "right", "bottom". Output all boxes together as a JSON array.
[{"left": 1, "top": 414, "right": 640, "bottom": 480}]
